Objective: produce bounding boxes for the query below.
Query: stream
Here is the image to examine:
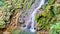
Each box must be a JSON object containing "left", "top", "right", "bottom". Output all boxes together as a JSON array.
[{"left": 23, "top": 0, "right": 45, "bottom": 32}]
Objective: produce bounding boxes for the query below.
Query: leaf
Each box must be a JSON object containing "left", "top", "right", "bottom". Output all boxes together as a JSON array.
[
  {"left": 0, "top": 1, "right": 4, "bottom": 6},
  {"left": 48, "top": 0, "right": 55, "bottom": 5}
]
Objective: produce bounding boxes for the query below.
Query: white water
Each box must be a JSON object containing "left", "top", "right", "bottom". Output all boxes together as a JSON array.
[
  {"left": 23, "top": 0, "right": 45, "bottom": 32},
  {"left": 30, "top": 0, "right": 45, "bottom": 32}
]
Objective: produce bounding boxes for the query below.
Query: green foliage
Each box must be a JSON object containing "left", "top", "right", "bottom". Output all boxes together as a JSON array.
[
  {"left": 23, "top": 0, "right": 34, "bottom": 10},
  {"left": 0, "top": 8, "right": 11, "bottom": 28},
  {"left": 49, "top": 22, "right": 60, "bottom": 34},
  {"left": 36, "top": 6, "right": 59, "bottom": 30},
  {"left": 12, "top": 0, "right": 23, "bottom": 8},
  {"left": 0, "top": 20, "right": 5, "bottom": 28},
  {"left": 36, "top": 0, "right": 60, "bottom": 31},
  {"left": 0, "top": 0, "right": 34, "bottom": 28},
  {"left": 0, "top": 0, "right": 13, "bottom": 28},
  {"left": 0, "top": 1, "right": 5, "bottom": 6},
  {"left": 48, "top": 0, "right": 55, "bottom": 5},
  {"left": 12, "top": 0, "right": 34, "bottom": 10}
]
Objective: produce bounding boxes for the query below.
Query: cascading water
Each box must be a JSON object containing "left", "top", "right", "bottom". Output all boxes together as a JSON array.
[
  {"left": 23, "top": 0, "right": 45, "bottom": 32},
  {"left": 30, "top": 0, "right": 45, "bottom": 32}
]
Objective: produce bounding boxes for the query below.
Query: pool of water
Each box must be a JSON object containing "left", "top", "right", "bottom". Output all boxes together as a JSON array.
[{"left": 20, "top": 29, "right": 37, "bottom": 34}]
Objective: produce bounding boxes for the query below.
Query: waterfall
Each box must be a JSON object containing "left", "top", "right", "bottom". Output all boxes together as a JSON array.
[
  {"left": 30, "top": 0, "right": 45, "bottom": 32},
  {"left": 23, "top": 0, "right": 45, "bottom": 32}
]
